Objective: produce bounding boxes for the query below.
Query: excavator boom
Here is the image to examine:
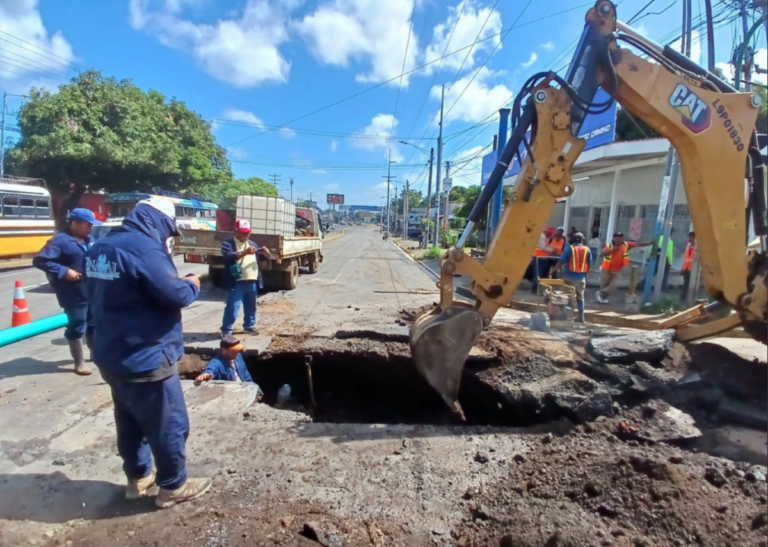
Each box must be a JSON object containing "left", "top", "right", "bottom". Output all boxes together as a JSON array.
[{"left": 410, "top": 0, "right": 767, "bottom": 416}]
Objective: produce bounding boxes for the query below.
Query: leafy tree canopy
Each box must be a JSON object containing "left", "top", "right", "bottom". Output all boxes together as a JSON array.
[
  {"left": 6, "top": 70, "right": 233, "bottom": 200},
  {"left": 196, "top": 177, "right": 278, "bottom": 209}
]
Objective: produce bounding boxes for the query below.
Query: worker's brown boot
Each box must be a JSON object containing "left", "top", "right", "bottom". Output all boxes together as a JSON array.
[
  {"left": 126, "top": 470, "right": 156, "bottom": 500},
  {"left": 68, "top": 339, "right": 92, "bottom": 376},
  {"left": 155, "top": 477, "right": 213, "bottom": 509}
]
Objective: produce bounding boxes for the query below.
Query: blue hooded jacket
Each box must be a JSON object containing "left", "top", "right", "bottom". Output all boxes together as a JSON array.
[
  {"left": 33, "top": 231, "right": 94, "bottom": 309},
  {"left": 85, "top": 204, "right": 200, "bottom": 376}
]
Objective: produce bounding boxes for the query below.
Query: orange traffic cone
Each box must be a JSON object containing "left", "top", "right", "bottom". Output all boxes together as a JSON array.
[{"left": 12, "top": 280, "right": 31, "bottom": 327}]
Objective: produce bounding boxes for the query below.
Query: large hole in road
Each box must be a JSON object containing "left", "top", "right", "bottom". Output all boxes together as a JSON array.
[{"left": 244, "top": 351, "right": 555, "bottom": 427}]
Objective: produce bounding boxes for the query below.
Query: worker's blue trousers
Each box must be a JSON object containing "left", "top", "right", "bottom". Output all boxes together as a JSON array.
[{"left": 106, "top": 373, "right": 189, "bottom": 490}]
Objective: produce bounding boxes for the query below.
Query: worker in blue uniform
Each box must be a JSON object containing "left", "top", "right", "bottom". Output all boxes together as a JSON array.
[
  {"left": 85, "top": 198, "right": 211, "bottom": 509},
  {"left": 195, "top": 334, "right": 254, "bottom": 383},
  {"left": 33, "top": 208, "right": 101, "bottom": 375}
]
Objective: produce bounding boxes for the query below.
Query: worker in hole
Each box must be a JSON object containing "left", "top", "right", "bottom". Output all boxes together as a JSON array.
[
  {"left": 195, "top": 335, "right": 261, "bottom": 392},
  {"left": 33, "top": 208, "right": 101, "bottom": 376}
]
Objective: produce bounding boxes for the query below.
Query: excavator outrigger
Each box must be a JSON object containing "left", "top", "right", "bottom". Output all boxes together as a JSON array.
[{"left": 410, "top": 0, "right": 768, "bottom": 418}]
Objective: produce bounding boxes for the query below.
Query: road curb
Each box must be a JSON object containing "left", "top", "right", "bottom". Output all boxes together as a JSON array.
[{"left": 324, "top": 228, "right": 346, "bottom": 243}]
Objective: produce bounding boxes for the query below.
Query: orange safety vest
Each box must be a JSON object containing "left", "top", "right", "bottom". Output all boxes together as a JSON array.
[
  {"left": 601, "top": 242, "right": 630, "bottom": 269},
  {"left": 682, "top": 243, "right": 695, "bottom": 271},
  {"left": 569, "top": 245, "right": 590, "bottom": 273},
  {"left": 549, "top": 236, "right": 565, "bottom": 256}
]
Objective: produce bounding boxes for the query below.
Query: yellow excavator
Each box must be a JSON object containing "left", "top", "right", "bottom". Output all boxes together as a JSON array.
[{"left": 410, "top": 0, "right": 768, "bottom": 418}]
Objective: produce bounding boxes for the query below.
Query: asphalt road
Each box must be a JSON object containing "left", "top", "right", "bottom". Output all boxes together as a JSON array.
[
  {"left": 183, "top": 225, "right": 440, "bottom": 338},
  {"left": 0, "top": 256, "right": 207, "bottom": 330}
]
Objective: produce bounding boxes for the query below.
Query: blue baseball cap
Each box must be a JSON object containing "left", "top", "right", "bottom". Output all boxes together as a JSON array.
[{"left": 68, "top": 208, "right": 102, "bottom": 225}]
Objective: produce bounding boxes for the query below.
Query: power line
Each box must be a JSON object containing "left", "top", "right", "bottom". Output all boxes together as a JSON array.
[
  {"left": 402, "top": 0, "right": 469, "bottom": 149},
  {"left": 0, "top": 45, "right": 66, "bottom": 74},
  {"left": 442, "top": 0, "right": 534, "bottom": 124},
  {"left": 0, "top": 35, "right": 74, "bottom": 72},
  {"left": 225, "top": 2, "right": 596, "bottom": 148},
  {"left": 0, "top": 30, "right": 77, "bottom": 66},
  {"left": 388, "top": 0, "right": 418, "bottom": 161}
]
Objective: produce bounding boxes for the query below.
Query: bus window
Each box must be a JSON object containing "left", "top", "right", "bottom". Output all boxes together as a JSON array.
[
  {"left": 20, "top": 198, "right": 36, "bottom": 217},
  {"left": 175, "top": 206, "right": 184, "bottom": 217},
  {"left": 1, "top": 196, "right": 19, "bottom": 216},
  {"left": 36, "top": 198, "right": 51, "bottom": 218}
]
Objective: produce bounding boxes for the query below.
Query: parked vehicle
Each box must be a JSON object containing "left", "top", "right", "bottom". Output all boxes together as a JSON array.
[
  {"left": 0, "top": 175, "right": 55, "bottom": 259},
  {"left": 176, "top": 196, "right": 323, "bottom": 290}
]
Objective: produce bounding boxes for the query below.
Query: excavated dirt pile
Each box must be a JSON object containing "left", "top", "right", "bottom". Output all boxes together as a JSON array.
[{"left": 152, "top": 309, "right": 768, "bottom": 547}]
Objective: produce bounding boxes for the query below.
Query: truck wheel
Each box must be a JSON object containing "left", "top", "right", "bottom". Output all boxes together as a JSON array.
[
  {"left": 281, "top": 260, "right": 299, "bottom": 290},
  {"left": 308, "top": 252, "right": 320, "bottom": 274},
  {"left": 208, "top": 266, "right": 223, "bottom": 288}
]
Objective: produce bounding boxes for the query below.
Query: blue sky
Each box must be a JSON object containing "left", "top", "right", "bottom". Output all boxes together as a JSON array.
[{"left": 1, "top": 0, "right": 765, "bottom": 208}]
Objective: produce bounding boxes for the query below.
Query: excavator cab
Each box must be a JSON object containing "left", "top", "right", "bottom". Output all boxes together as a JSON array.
[{"left": 410, "top": 0, "right": 767, "bottom": 416}]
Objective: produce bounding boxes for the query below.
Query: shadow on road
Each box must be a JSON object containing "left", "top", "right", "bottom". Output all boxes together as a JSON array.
[
  {"left": 0, "top": 358, "right": 73, "bottom": 379},
  {"left": 0, "top": 471, "right": 155, "bottom": 523},
  {"left": 26, "top": 284, "right": 54, "bottom": 295}
]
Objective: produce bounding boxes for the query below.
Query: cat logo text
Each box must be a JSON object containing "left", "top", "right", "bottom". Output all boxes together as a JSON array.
[{"left": 669, "top": 84, "right": 711, "bottom": 134}]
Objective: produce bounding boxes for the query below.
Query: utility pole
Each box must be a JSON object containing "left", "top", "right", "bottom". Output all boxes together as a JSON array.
[
  {"left": 289, "top": 177, "right": 294, "bottom": 202},
  {"left": 383, "top": 148, "right": 397, "bottom": 232},
  {"left": 394, "top": 185, "right": 399, "bottom": 233},
  {"left": 307, "top": 192, "right": 315, "bottom": 206},
  {"left": 425, "top": 147, "right": 434, "bottom": 247},
  {"left": 740, "top": 0, "right": 753, "bottom": 91},
  {"left": 443, "top": 162, "right": 451, "bottom": 237},
  {"left": 434, "top": 84, "right": 445, "bottom": 248},
  {"left": 704, "top": 0, "right": 716, "bottom": 71},
  {"left": 403, "top": 179, "right": 409, "bottom": 238},
  {"left": 0, "top": 93, "right": 6, "bottom": 177},
  {"left": 269, "top": 174, "right": 282, "bottom": 192}
]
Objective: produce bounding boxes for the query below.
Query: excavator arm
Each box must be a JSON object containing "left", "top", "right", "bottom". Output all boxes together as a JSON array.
[{"left": 410, "top": 0, "right": 767, "bottom": 418}]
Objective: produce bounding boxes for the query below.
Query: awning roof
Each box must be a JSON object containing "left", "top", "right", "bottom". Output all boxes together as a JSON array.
[{"left": 573, "top": 138, "right": 669, "bottom": 174}]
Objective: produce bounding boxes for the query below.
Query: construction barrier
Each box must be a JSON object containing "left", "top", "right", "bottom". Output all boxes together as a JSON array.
[{"left": 0, "top": 313, "right": 68, "bottom": 348}]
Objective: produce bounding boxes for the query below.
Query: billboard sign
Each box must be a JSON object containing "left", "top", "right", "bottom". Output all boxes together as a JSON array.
[
  {"left": 497, "top": 88, "right": 617, "bottom": 181},
  {"left": 327, "top": 193, "right": 345, "bottom": 205},
  {"left": 480, "top": 153, "right": 495, "bottom": 187}
]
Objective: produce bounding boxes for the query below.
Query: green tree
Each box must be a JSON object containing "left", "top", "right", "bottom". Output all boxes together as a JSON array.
[
  {"left": 5, "top": 70, "right": 232, "bottom": 224},
  {"left": 614, "top": 107, "right": 658, "bottom": 142},
  {"left": 197, "top": 177, "right": 278, "bottom": 209}
]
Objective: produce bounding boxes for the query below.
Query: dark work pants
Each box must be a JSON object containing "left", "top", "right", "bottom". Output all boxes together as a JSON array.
[
  {"left": 681, "top": 270, "right": 691, "bottom": 298},
  {"left": 653, "top": 260, "right": 671, "bottom": 292},
  {"left": 63, "top": 304, "right": 94, "bottom": 341},
  {"left": 105, "top": 373, "right": 189, "bottom": 490}
]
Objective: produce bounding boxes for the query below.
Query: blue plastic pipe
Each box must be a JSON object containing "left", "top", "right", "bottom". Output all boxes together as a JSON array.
[{"left": 0, "top": 313, "right": 68, "bottom": 347}]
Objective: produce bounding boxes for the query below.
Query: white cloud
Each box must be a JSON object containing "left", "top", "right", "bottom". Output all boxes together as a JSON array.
[
  {"left": 424, "top": 0, "right": 502, "bottom": 74},
  {"left": 296, "top": 0, "right": 419, "bottom": 85},
  {"left": 431, "top": 67, "right": 512, "bottom": 126},
  {"left": 223, "top": 108, "right": 265, "bottom": 127},
  {"left": 352, "top": 113, "right": 403, "bottom": 161},
  {"left": 330, "top": 139, "right": 339, "bottom": 151},
  {"left": 226, "top": 145, "right": 248, "bottom": 160},
  {"left": 221, "top": 108, "right": 294, "bottom": 138},
  {"left": 540, "top": 41, "right": 555, "bottom": 51},
  {"left": 129, "top": 0, "right": 292, "bottom": 88},
  {"left": 323, "top": 182, "right": 340, "bottom": 191},
  {"left": 0, "top": 0, "right": 75, "bottom": 93},
  {"left": 521, "top": 51, "right": 538, "bottom": 69}
]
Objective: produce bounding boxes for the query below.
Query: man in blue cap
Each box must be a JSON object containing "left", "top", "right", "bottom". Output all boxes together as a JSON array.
[
  {"left": 85, "top": 198, "right": 211, "bottom": 509},
  {"left": 34, "top": 208, "right": 101, "bottom": 376}
]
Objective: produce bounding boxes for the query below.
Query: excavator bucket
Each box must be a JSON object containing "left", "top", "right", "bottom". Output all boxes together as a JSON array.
[{"left": 409, "top": 305, "right": 484, "bottom": 420}]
